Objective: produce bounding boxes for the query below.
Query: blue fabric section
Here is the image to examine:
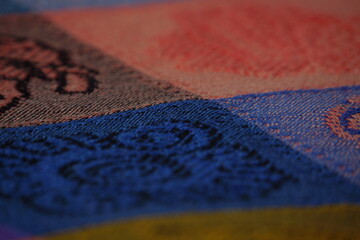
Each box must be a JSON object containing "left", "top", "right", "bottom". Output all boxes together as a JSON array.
[
  {"left": 216, "top": 86, "right": 360, "bottom": 184},
  {"left": 0, "top": 99, "right": 359, "bottom": 234},
  {"left": 0, "top": 0, "right": 181, "bottom": 14},
  {"left": 0, "top": 0, "right": 29, "bottom": 14}
]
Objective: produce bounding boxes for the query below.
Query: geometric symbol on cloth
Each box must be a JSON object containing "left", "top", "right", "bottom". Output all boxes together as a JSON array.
[
  {"left": 0, "top": 15, "right": 196, "bottom": 128},
  {"left": 0, "top": 34, "right": 98, "bottom": 114}
]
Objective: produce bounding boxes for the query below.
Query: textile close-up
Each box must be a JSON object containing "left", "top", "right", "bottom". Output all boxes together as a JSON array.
[{"left": 0, "top": 0, "right": 360, "bottom": 239}]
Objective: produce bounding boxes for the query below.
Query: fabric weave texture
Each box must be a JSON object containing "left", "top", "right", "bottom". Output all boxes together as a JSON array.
[{"left": 0, "top": 0, "right": 359, "bottom": 239}]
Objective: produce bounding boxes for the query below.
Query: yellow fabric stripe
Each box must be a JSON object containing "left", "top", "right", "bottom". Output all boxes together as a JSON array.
[{"left": 42, "top": 205, "right": 360, "bottom": 240}]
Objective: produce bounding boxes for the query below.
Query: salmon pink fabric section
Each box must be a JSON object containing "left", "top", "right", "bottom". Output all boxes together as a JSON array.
[{"left": 46, "top": 0, "right": 360, "bottom": 98}]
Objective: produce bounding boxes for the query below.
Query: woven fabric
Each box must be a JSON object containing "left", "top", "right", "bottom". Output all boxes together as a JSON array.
[{"left": 0, "top": 0, "right": 359, "bottom": 239}]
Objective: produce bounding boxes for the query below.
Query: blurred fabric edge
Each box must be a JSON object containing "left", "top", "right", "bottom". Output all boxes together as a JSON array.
[
  {"left": 0, "top": 0, "right": 185, "bottom": 14},
  {"left": 4, "top": 204, "right": 359, "bottom": 240},
  {"left": 2, "top": 0, "right": 360, "bottom": 15}
]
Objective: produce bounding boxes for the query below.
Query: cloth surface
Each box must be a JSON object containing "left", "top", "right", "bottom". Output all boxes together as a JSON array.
[{"left": 0, "top": 0, "right": 359, "bottom": 239}]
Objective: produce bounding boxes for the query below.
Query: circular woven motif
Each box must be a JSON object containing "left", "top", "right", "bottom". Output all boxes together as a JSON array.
[
  {"left": 0, "top": 119, "right": 292, "bottom": 215},
  {"left": 326, "top": 96, "right": 360, "bottom": 145}
]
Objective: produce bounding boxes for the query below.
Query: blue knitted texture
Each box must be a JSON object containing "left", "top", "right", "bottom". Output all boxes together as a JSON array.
[
  {"left": 216, "top": 86, "right": 360, "bottom": 184},
  {"left": 0, "top": 99, "right": 359, "bottom": 234}
]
